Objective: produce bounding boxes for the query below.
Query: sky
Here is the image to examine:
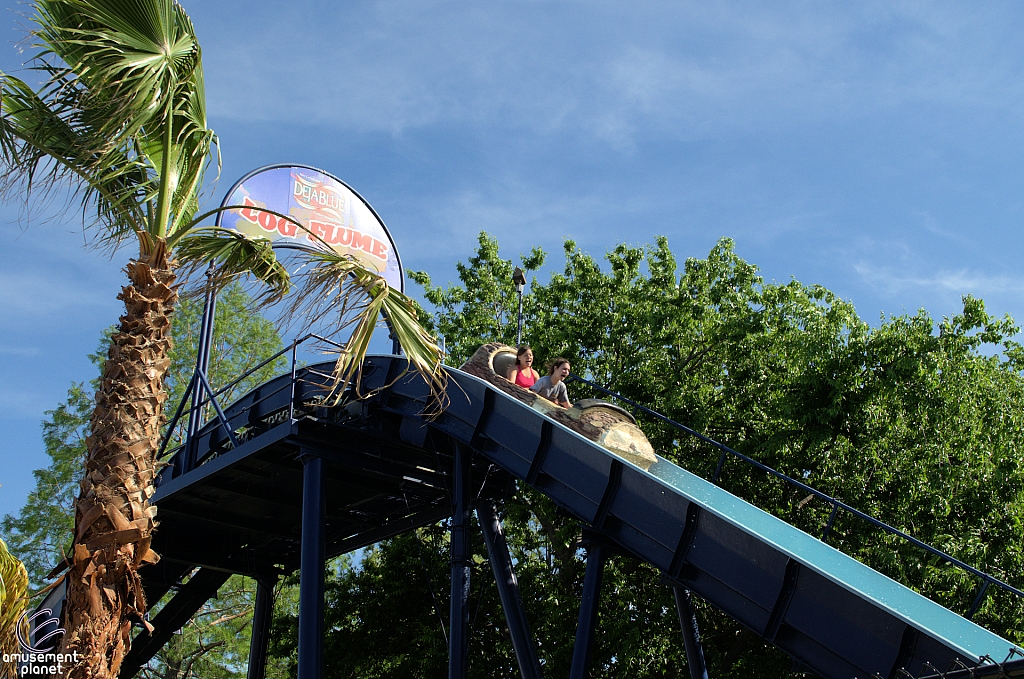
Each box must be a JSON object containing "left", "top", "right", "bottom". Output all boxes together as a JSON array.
[{"left": 3, "top": 1, "right": 1024, "bottom": 520}]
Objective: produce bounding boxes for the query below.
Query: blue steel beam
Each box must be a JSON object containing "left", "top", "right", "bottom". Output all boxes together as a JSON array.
[
  {"left": 477, "top": 502, "right": 543, "bottom": 679},
  {"left": 449, "top": 443, "right": 471, "bottom": 679},
  {"left": 673, "top": 587, "right": 709, "bottom": 679},
  {"left": 298, "top": 453, "right": 326, "bottom": 679},
  {"left": 119, "top": 568, "right": 230, "bottom": 679},
  {"left": 247, "top": 578, "right": 275, "bottom": 679},
  {"left": 568, "top": 537, "right": 607, "bottom": 679}
]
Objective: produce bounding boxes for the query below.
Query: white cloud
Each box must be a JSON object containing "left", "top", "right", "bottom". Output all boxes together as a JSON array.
[
  {"left": 0, "top": 269, "right": 113, "bottom": 321},
  {"left": 200, "top": 2, "right": 1024, "bottom": 148},
  {"left": 0, "top": 385, "right": 55, "bottom": 418},
  {"left": 0, "top": 345, "right": 41, "bottom": 358},
  {"left": 853, "top": 262, "right": 1024, "bottom": 298}
]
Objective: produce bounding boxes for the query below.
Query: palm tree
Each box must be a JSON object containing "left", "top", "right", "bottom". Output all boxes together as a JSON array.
[{"left": 0, "top": 1, "right": 444, "bottom": 676}]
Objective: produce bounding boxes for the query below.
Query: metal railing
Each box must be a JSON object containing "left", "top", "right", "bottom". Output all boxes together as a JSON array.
[
  {"left": 910, "top": 648, "right": 1024, "bottom": 678},
  {"left": 158, "top": 333, "right": 345, "bottom": 471},
  {"left": 568, "top": 373, "right": 1024, "bottom": 620}
]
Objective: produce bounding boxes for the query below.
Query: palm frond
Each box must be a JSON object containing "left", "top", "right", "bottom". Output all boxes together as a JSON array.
[
  {"left": 34, "top": 0, "right": 200, "bottom": 152},
  {"left": 0, "top": 0, "right": 215, "bottom": 248},
  {"left": 174, "top": 227, "right": 291, "bottom": 303},
  {"left": 0, "top": 72, "right": 150, "bottom": 242},
  {"left": 283, "top": 246, "right": 447, "bottom": 409}
]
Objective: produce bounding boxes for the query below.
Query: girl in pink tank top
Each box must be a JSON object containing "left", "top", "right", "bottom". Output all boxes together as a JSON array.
[{"left": 507, "top": 345, "right": 539, "bottom": 388}]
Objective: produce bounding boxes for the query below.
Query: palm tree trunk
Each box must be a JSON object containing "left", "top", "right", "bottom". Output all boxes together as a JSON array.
[{"left": 62, "top": 240, "right": 176, "bottom": 678}]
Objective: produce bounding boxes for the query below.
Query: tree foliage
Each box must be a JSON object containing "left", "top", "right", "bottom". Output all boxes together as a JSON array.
[
  {"left": 1, "top": 380, "right": 93, "bottom": 590},
  {"left": 408, "top": 232, "right": 545, "bottom": 361},
  {"left": 138, "top": 574, "right": 258, "bottom": 679},
  {"left": 282, "top": 232, "right": 1024, "bottom": 677}
]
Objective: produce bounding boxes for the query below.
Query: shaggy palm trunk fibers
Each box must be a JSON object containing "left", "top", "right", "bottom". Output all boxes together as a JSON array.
[{"left": 62, "top": 242, "right": 176, "bottom": 679}]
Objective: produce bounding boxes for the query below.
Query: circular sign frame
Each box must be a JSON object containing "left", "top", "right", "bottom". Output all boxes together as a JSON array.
[{"left": 217, "top": 163, "right": 404, "bottom": 292}]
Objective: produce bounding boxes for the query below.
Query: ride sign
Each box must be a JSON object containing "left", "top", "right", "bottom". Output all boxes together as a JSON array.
[{"left": 218, "top": 164, "right": 404, "bottom": 291}]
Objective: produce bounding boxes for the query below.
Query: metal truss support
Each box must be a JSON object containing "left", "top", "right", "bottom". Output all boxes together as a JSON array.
[
  {"left": 247, "top": 577, "right": 276, "bottom": 679},
  {"left": 477, "top": 502, "right": 543, "bottom": 679},
  {"left": 449, "top": 443, "right": 472, "bottom": 679},
  {"left": 183, "top": 266, "right": 218, "bottom": 474},
  {"left": 569, "top": 535, "right": 609, "bottom": 679},
  {"left": 119, "top": 568, "right": 230, "bottom": 679},
  {"left": 673, "top": 587, "right": 709, "bottom": 679},
  {"left": 298, "top": 453, "right": 326, "bottom": 679}
]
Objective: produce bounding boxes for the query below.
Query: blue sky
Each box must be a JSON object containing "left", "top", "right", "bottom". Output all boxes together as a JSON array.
[{"left": 3, "top": 1, "right": 1024, "bottom": 519}]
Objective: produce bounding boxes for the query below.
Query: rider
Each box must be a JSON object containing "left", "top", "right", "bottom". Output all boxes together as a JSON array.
[
  {"left": 506, "top": 345, "right": 540, "bottom": 389},
  {"left": 530, "top": 358, "right": 572, "bottom": 408}
]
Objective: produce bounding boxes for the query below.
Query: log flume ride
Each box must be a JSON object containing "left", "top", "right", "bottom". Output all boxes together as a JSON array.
[{"left": 28, "top": 342, "right": 1024, "bottom": 679}]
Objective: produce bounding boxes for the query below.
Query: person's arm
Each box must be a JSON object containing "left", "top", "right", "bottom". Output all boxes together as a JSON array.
[
  {"left": 506, "top": 366, "right": 518, "bottom": 382},
  {"left": 556, "top": 381, "right": 571, "bottom": 408}
]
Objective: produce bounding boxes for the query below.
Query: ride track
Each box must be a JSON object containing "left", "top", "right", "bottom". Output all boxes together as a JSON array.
[{"left": 31, "top": 342, "right": 1024, "bottom": 679}]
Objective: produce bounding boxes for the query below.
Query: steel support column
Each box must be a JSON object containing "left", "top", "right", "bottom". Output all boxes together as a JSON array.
[
  {"left": 298, "top": 454, "right": 326, "bottom": 679},
  {"left": 477, "top": 502, "right": 543, "bottom": 679},
  {"left": 449, "top": 443, "right": 472, "bottom": 679},
  {"left": 673, "top": 587, "right": 709, "bottom": 679},
  {"left": 183, "top": 266, "right": 218, "bottom": 474},
  {"left": 247, "top": 578, "right": 275, "bottom": 679},
  {"left": 569, "top": 538, "right": 608, "bottom": 679}
]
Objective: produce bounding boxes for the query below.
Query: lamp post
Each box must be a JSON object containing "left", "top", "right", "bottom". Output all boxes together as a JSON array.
[{"left": 512, "top": 266, "right": 526, "bottom": 346}]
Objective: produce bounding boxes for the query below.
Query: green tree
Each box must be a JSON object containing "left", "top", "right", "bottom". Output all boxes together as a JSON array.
[
  {"left": 409, "top": 232, "right": 545, "bottom": 362},
  {"left": 1, "top": 380, "right": 92, "bottom": 589},
  {"left": 139, "top": 574, "right": 255, "bottom": 679},
  {"left": 334, "top": 232, "right": 1024, "bottom": 677}
]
